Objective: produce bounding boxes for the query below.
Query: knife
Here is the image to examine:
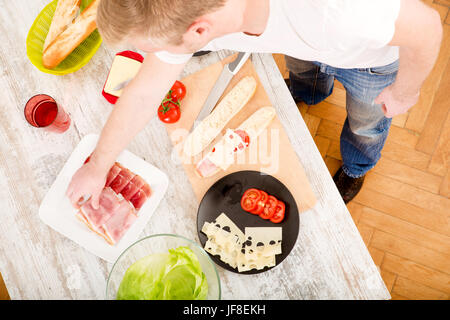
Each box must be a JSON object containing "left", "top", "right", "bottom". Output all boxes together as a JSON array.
[
  {"left": 190, "top": 52, "right": 251, "bottom": 131},
  {"left": 112, "top": 77, "right": 132, "bottom": 92}
]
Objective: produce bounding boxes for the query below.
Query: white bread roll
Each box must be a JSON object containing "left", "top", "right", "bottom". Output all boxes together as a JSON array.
[
  {"left": 183, "top": 76, "right": 257, "bottom": 157},
  {"left": 42, "top": 0, "right": 99, "bottom": 69},
  {"left": 43, "top": 0, "right": 82, "bottom": 51}
]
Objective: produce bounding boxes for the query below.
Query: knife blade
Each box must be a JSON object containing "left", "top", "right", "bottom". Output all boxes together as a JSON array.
[
  {"left": 190, "top": 52, "right": 251, "bottom": 131},
  {"left": 112, "top": 77, "right": 133, "bottom": 91}
]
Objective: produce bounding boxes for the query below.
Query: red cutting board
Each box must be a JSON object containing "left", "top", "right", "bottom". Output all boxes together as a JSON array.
[{"left": 164, "top": 55, "right": 317, "bottom": 212}]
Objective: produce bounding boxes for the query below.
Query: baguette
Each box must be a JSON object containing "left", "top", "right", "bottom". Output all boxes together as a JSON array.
[
  {"left": 42, "top": 0, "right": 99, "bottom": 69},
  {"left": 183, "top": 76, "right": 257, "bottom": 157},
  {"left": 43, "top": 0, "right": 82, "bottom": 52}
]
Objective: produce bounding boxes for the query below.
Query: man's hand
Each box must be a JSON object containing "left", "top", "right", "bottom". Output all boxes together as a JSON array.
[
  {"left": 380, "top": 0, "right": 442, "bottom": 118},
  {"left": 65, "top": 53, "right": 186, "bottom": 209},
  {"left": 374, "top": 84, "right": 420, "bottom": 118},
  {"left": 66, "top": 161, "right": 107, "bottom": 209}
]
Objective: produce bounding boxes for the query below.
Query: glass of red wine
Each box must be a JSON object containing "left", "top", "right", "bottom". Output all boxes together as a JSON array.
[{"left": 24, "top": 94, "right": 71, "bottom": 133}]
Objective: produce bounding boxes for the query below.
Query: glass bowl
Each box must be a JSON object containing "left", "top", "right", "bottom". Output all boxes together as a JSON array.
[{"left": 106, "top": 234, "right": 221, "bottom": 300}]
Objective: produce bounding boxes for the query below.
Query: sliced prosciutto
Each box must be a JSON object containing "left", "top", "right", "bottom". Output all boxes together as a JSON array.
[
  {"left": 76, "top": 187, "right": 137, "bottom": 245},
  {"left": 109, "top": 167, "right": 135, "bottom": 194},
  {"left": 121, "top": 175, "right": 145, "bottom": 201},
  {"left": 195, "top": 157, "right": 219, "bottom": 178},
  {"left": 74, "top": 160, "right": 153, "bottom": 245},
  {"left": 101, "top": 200, "right": 137, "bottom": 244},
  {"left": 75, "top": 211, "right": 114, "bottom": 245},
  {"left": 78, "top": 187, "right": 121, "bottom": 229},
  {"left": 129, "top": 183, "right": 151, "bottom": 210},
  {"left": 105, "top": 163, "right": 122, "bottom": 187}
]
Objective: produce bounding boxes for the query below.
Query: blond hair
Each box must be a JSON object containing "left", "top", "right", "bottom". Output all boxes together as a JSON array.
[{"left": 97, "top": 0, "right": 226, "bottom": 46}]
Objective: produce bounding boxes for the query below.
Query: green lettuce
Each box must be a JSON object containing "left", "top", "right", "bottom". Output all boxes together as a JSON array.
[{"left": 117, "top": 246, "right": 208, "bottom": 300}]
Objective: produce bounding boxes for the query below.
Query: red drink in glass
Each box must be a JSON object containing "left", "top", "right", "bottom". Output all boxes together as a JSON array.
[{"left": 24, "top": 94, "right": 71, "bottom": 133}]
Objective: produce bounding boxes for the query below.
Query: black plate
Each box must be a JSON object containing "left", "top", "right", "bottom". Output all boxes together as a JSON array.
[{"left": 196, "top": 170, "right": 300, "bottom": 274}]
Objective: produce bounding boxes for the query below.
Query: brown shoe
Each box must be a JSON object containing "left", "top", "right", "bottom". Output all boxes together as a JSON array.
[{"left": 333, "top": 167, "right": 365, "bottom": 204}]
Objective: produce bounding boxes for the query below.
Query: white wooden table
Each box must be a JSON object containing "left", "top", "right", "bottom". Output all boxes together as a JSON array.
[{"left": 0, "top": 1, "right": 390, "bottom": 300}]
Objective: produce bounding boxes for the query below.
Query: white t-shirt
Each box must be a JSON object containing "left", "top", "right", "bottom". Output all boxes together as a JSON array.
[{"left": 155, "top": 0, "right": 401, "bottom": 69}]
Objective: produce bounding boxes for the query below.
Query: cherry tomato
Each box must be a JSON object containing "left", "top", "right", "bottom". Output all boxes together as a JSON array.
[
  {"left": 270, "top": 200, "right": 286, "bottom": 223},
  {"left": 241, "top": 188, "right": 261, "bottom": 212},
  {"left": 169, "top": 80, "right": 186, "bottom": 102},
  {"left": 250, "top": 190, "right": 268, "bottom": 214},
  {"left": 158, "top": 101, "right": 181, "bottom": 124},
  {"left": 259, "top": 195, "right": 278, "bottom": 220}
]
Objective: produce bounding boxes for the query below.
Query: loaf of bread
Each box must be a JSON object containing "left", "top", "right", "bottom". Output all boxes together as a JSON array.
[
  {"left": 42, "top": 0, "right": 99, "bottom": 69},
  {"left": 43, "top": 0, "right": 82, "bottom": 51}
]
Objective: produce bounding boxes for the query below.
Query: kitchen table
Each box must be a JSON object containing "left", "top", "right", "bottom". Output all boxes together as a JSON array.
[{"left": 0, "top": 0, "right": 390, "bottom": 300}]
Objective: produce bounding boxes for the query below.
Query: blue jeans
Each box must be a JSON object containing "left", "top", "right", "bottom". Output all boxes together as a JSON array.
[{"left": 285, "top": 57, "right": 399, "bottom": 178}]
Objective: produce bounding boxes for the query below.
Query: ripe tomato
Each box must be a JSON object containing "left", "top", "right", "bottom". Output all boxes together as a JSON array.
[
  {"left": 259, "top": 195, "right": 278, "bottom": 220},
  {"left": 250, "top": 190, "right": 268, "bottom": 214},
  {"left": 241, "top": 188, "right": 261, "bottom": 212},
  {"left": 158, "top": 101, "right": 181, "bottom": 124},
  {"left": 170, "top": 80, "right": 186, "bottom": 102},
  {"left": 270, "top": 200, "right": 286, "bottom": 223}
]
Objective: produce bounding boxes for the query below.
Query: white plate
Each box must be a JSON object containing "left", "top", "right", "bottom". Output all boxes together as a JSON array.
[{"left": 39, "top": 134, "right": 169, "bottom": 262}]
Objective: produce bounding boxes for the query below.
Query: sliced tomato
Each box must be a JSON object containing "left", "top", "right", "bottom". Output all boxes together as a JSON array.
[
  {"left": 259, "top": 195, "right": 278, "bottom": 220},
  {"left": 250, "top": 190, "right": 268, "bottom": 214},
  {"left": 240, "top": 188, "right": 261, "bottom": 212},
  {"left": 270, "top": 200, "right": 286, "bottom": 223}
]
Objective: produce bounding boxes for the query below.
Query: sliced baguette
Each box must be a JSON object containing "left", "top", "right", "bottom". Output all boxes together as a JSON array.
[
  {"left": 183, "top": 76, "right": 257, "bottom": 157},
  {"left": 43, "top": 0, "right": 82, "bottom": 51},
  {"left": 42, "top": 0, "right": 99, "bottom": 69},
  {"left": 237, "top": 106, "right": 276, "bottom": 142}
]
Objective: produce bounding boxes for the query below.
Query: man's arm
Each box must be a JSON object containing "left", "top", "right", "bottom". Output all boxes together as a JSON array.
[
  {"left": 66, "top": 53, "right": 186, "bottom": 208},
  {"left": 375, "top": 0, "right": 443, "bottom": 117}
]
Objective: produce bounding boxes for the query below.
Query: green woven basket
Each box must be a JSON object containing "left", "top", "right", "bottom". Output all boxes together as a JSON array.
[{"left": 26, "top": 0, "right": 102, "bottom": 75}]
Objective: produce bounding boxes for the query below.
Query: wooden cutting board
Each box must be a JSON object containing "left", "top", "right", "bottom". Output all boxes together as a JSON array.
[{"left": 165, "top": 54, "right": 317, "bottom": 212}]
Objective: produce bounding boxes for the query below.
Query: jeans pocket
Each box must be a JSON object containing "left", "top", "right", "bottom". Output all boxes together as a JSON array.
[
  {"left": 367, "top": 60, "right": 399, "bottom": 75},
  {"left": 285, "top": 56, "right": 317, "bottom": 74}
]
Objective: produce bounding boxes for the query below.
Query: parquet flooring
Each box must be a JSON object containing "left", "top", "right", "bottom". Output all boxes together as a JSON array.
[{"left": 273, "top": 0, "right": 450, "bottom": 300}]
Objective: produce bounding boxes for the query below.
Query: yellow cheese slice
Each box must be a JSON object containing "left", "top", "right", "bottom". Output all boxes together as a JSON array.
[
  {"left": 243, "top": 227, "right": 282, "bottom": 260},
  {"left": 104, "top": 55, "right": 142, "bottom": 97}
]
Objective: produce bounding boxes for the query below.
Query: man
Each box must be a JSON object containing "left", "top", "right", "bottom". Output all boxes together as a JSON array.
[{"left": 66, "top": 0, "right": 442, "bottom": 208}]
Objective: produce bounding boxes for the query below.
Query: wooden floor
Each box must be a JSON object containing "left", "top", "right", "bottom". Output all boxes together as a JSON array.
[
  {"left": 274, "top": 0, "right": 450, "bottom": 301},
  {"left": 1, "top": 0, "right": 449, "bottom": 301}
]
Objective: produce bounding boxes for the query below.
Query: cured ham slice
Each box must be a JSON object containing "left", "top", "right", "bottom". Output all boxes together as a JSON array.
[
  {"left": 105, "top": 163, "right": 122, "bottom": 187},
  {"left": 109, "top": 168, "right": 135, "bottom": 194},
  {"left": 79, "top": 187, "right": 121, "bottom": 229},
  {"left": 101, "top": 200, "right": 137, "bottom": 244},
  {"left": 120, "top": 175, "right": 145, "bottom": 201},
  {"left": 73, "top": 160, "right": 153, "bottom": 245},
  {"left": 129, "top": 183, "right": 151, "bottom": 210},
  {"left": 75, "top": 211, "right": 114, "bottom": 245},
  {"left": 196, "top": 157, "right": 219, "bottom": 178},
  {"left": 76, "top": 187, "right": 137, "bottom": 245}
]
